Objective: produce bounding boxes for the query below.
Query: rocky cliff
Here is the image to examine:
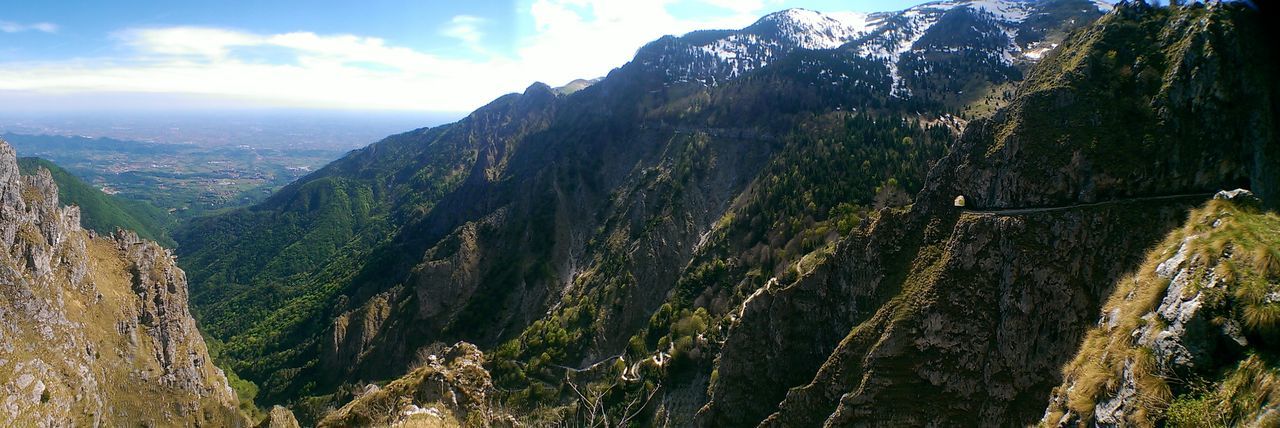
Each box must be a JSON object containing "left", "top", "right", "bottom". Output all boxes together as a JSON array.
[
  {"left": 0, "top": 139, "right": 244, "bottom": 426},
  {"left": 699, "top": 2, "right": 1276, "bottom": 426},
  {"left": 1043, "top": 190, "right": 1280, "bottom": 427}
]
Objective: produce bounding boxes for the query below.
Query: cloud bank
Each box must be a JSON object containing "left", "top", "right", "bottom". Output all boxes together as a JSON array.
[{"left": 0, "top": 0, "right": 779, "bottom": 112}]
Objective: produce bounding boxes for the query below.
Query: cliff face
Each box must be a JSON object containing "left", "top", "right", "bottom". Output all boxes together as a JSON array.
[
  {"left": 171, "top": 1, "right": 1276, "bottom": 425},
  {"left": 1044, "top": 190, "right": 1280, "bottom": 427},
  {"left": 936, "top": 1, "right": 1276, "bottom": 210},
  {"left": 0, "top": 140, "right": 243, "bottom": 426},
  {"left": 699, "top": 2, "right": 1276, "bottom": 426},
  {"left": 701, "top": 196, "right": 1198, "bottom": 426}
]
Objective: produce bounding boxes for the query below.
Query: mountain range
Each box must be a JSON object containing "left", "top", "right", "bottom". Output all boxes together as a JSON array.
[
  {"left": 1, "top": 0, "right": 1276, "bottom": 426},
  {"left": 174, "top": 0, "right": 1114, "bottom": 416}
]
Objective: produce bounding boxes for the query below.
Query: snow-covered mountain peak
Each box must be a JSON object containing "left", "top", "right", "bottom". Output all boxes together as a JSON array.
[
  {"left": 892, "top": 0, "right": 1036, "bottom": 23},
  {"left": 750, "top": 8, "right": 873, "bottom": 50},
  {"left": 927, "top": 0, "right": 1036, "bottom": 22},
  {"left": 632, "top": 0, "right": 1107, "bottom": 90}
]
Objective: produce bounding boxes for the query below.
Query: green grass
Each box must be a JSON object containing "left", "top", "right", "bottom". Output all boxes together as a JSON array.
[{"left": 1166, "top": 354, "right": 1280, "bottom": 427}]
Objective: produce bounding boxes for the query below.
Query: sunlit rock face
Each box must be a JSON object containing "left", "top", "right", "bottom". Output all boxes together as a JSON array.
[{"left": 0, "top": 139, "right": 245, "bottom": 427}]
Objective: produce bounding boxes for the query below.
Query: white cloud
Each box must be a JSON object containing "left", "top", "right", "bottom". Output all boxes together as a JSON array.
[
  {"left": 441, "top": 15, "right": 487, "bottom": 45},
  {"left": 0, "top": 20, "right": 59, "bottom": 34},
  {"left": 0, "top": 0, "right": 780, "bottom": 112},
  {"left": 513, "top": 0, "right": 766, "bottom": 91},
  {"left": 0, "top": 28, "right": 507, "bottom": 111},
  {"left": 117, "top": 27, "right": 259, "bottom": 58}
]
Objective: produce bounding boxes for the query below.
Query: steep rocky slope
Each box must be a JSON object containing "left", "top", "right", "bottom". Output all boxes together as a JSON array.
[
  {"left": 254, "top": 406, "right": 301, "bottom": 428},
  {"left": 0, "top": 140, "right": 245, "bottom": 426},
  {"left": 177, "top": 1, "right": 1109, "bottom": 416},
  {"left": 698, "top": 2, "right": 1276, "bottom": 426},
  {"left": 1043, "top": 190, "right": 1280, "bottom": 427}
]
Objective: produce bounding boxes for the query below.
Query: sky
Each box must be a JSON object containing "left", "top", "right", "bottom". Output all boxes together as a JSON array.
[{"left": 0, "top": 0, "right": 934, "bottom": 114}]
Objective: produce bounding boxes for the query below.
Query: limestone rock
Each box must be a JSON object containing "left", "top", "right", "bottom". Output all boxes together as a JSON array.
[
  {"left": 1042, "top": 196, "right": 1276, "bottom": 426},
  {"left": 1213, "top": 188, "right": 1261, "bottom": 207},
  {"left": 700, "top": 3, "right": 1275, "bottom": 425},
  {"left": 318, "top": 342, "right": 509, "bottom": 427},
  {"left": 0, "top": 139, "right": 245, "bottom": 427},
  {"left": 255, "top": 406, "right": 301, "bottom": 428}
]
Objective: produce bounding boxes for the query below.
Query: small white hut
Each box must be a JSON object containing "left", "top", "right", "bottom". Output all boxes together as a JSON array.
[{"left": 953, "top": 195, "right": 966, "bottom": 207}]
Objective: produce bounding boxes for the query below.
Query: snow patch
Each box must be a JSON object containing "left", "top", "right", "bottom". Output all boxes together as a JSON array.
[
  {"left": 652, "top": 0, "right": 1074, "bottom": 93},
  {"left": 1021, "top": 42, "right": 1059, "bottom": 60},
  {"left": 964, "top": 0, "right": 1033, "bottom": 21},
  {"left": 762, "top": 8, "right": 874, "bottom": 49},
  {"left": 919, "top": 0, "right": 1034, "bottom": 22},
  {"left": 854, "top": 9, "right": 938, "bottom": 96},
  {"left": 828, "top": 11, "right": 875, "bottom": 34}
]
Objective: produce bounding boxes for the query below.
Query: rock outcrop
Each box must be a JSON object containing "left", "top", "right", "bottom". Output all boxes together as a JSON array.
[
  {"left": 1043, "top": 191, "right": 1280, "bottom": 427},
  {"left": 167, "top": 1, "right": 1275, "bottom": 425},
  {"left": 0, "top": 139, "right": 244, "bottom": 426},
  {"left": 317, "top": 342, "right": 507, "bottom": 427},
  {"left": 255, "top": 406, "right": 301, "bottom": 428}
]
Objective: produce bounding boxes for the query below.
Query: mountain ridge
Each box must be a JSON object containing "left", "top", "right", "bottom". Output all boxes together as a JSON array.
[
  {"left": 699, "top": 2, "right": 1276, "bottom": 425},
  {"left": 0, "top": 139, "right": 247, "bottom": 426},
  {"left": 177, "top": 0, "right": 1108, "bottom": 415},
  {"left": 168, "top": 2, "right": 1280, "bottom": 426}
]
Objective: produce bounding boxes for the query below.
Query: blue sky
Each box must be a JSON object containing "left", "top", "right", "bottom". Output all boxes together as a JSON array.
[{"left": 1, "top": 0, "right": 933, "bottom": 113}]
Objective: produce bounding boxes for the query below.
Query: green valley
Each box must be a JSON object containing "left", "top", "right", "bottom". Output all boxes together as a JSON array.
[{"left": 17, "top": 157, "right": 175, "bottom": 246}]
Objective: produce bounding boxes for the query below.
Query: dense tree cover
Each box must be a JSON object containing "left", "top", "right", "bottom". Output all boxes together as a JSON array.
[
  {"left": 204, "top": 34, "right": 963, "bottom": 415},
  {"left": 17, "top": 157, "right": 174, "bottom": 246},
  {"left": 176, "top": 90, "right": 558, "bottom": 404},
  {"left": 897, "top": 10, "right": 1023, "bottom": 113},
  {"left": 173, "top": 127, "right": 477, "bottom": 399},
  {"left": 726, "top": 113, "right": 952, "bottom": 259},
  {"left": 465, "top": 3, "right": 1272, "bottom": 424}
]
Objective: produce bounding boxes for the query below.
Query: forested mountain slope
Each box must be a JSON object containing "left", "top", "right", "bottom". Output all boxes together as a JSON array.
[
  {"left": 175, "top": 1, "right": 1280, "bottom": 425},
  {"left": 699, "top": 2, "right": 1276, "bottom": 425}
]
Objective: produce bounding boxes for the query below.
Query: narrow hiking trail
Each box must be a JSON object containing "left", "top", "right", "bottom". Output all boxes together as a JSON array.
[
  {"left": 963, "top": 193, "right": 1214, "bottom": 216},
  {"left": 562, "top": 193, "right": 1218, "bottom": 373}
]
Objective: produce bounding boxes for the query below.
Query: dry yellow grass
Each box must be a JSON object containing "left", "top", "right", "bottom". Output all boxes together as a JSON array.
[{"left": 1052, "top": 198, "right": 1280, "bottom": 426}]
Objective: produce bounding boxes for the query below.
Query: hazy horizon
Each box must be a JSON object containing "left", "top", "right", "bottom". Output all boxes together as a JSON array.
[
  {"left": 0, "top": 108, "right": 463, "bottom": 150},
  {"left": 1, "top": 0, "right": 936, "bottom": 115}
]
